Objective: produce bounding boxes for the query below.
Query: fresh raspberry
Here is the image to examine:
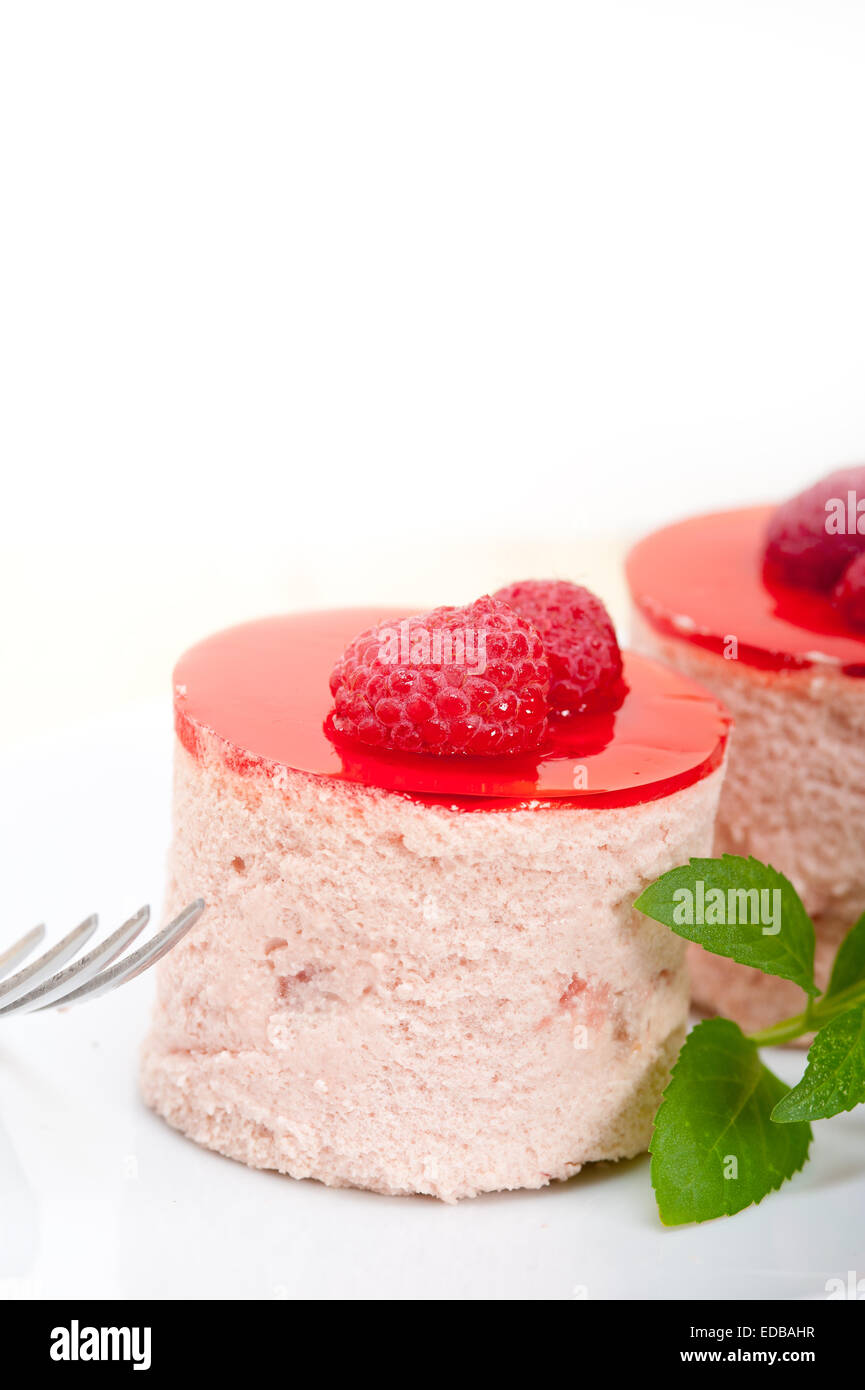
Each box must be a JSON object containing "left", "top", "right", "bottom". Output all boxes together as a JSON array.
[
  {"left": 833, "top": 552, "right": 865, "bottom": 630},
  {"left": 493, "top": 579, "right": 623, "bottom": 715},
  {"left": 329, "top": 596, "right": 550, "bottom": 755},
  {"left": 764, "top": 466, "right": 865, "bottom": 591}
]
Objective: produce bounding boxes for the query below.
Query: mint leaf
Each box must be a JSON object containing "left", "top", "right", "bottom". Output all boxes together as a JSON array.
[
  {"left": 635, "top": 855, "right": 818, "bottom": 996},
  {"left": 650, "top": 1018, "right": 812, "bottom": 1225},
  {"left": 826, "top": 912, "right": 865, "bottom": 999},
  {"left": 771, "top": 1004, "right": 865, "bottom": 1122}
]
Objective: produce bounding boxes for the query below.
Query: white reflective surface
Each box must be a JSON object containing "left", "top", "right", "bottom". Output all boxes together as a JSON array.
[{"left": 1, "top": 705, "right": 862, "bottom": 1300}]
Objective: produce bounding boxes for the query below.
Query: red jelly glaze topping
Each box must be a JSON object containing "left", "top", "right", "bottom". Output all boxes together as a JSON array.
[
  {"left": 627, "top": 507, "right": 865, "bottom": 677},
  {"left": 173, "top": 609, "right": 730, "bottom": 810}
]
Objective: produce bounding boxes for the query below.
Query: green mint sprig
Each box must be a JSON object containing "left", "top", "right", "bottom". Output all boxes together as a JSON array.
[
  {"left": 636, "top": 855, "right": 818, "bottom": 995},
  {"left": 648, "top": 1017, "right": 812, "bottom": 1224},
  {"left": 634, "top": 857, "right": 865, "bottom": 1225}
]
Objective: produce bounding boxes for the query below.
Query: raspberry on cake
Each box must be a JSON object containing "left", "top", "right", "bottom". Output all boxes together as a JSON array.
[
  {"left": 834, "top": 551, "right": 865, "bottom": 630},
  {"left": 628, "top": 488, "right": 865, "bottom": 1036},
  {"left": 143, "top": 602, "right": 730, "bottom": 1201},
  {"left": 328, "top": 596, "right": 550, "bottom": 755},
  {"left": 493, "top": 578, "right": 624, "bottom": 716},
  {"left": 765, "top": 464, "right": 865, "bottom": 591}
]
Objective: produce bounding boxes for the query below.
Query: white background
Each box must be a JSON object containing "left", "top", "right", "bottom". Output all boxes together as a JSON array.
[{"left": 3, "top": 1, "right": 865, "bottom": 742}]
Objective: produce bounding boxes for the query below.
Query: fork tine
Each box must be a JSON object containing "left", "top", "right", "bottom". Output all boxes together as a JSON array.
[
  {"left": 0, "top": 906, "right": 151, "bottom": 1018},
  {"left": 34, "top": 899, "right": 205, "bottom": 1012},
  {"left": 0, "top": 915, "right": 98, "bottom": 1007},
  {"left": 0, "top": 925, "right": 46, "bottom": 981}
]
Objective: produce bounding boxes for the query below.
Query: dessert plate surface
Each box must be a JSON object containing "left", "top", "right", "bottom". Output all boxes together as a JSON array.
[{"left": 0, "top": 703, "right": 862, "bottom": 1300}]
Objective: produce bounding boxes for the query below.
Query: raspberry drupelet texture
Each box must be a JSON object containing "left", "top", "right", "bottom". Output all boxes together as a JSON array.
[
  {"left": 329, "top": 596, "right": 550, "bottom": 755},
  {"left": 493, "top": 579, "right": 624, "bottom": 716},
  {"left": 834, "top": 551, "right": 865, "bottom": 630},
  {"left": 764, "top": 465, "right": 865, "bottom": 591}
]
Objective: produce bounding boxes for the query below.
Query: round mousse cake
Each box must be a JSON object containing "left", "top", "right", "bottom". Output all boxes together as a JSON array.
[
  {"left": 628, "top": 506, "right": 865, "bottom": 1034},
  {"left": 142, "top": 608, "right": 730, "bottom": 1201}
]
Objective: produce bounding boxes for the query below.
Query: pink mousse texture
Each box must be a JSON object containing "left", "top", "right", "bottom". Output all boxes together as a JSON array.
[
  {"left": 141, "top": 733, "right": 724, "bottom": 1201},
  {"left": 633, "top": 610, "right": 865, "bottom": 1034}
]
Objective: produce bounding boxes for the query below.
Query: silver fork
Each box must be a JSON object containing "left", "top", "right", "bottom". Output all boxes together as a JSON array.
[{"left": 0, "top": 900, "right": 205, "bottom": 1018}]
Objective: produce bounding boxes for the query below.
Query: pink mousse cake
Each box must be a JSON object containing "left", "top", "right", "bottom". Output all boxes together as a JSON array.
[
  {"left": 628, "top": 500, "right": 865, "bottom": 1034},
  {"left": 142, "top": 606, "right": 730, "bottom": 1201}
]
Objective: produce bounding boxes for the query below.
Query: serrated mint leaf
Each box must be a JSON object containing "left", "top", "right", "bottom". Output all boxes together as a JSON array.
[
  {"left": 772, "top": 1004, "right": 865, "bottom": 1123},
  {"left": 826, "top": 912, "right": 865, "bottom": 999},
  {"left": 650, "top": 1018, "right": 812, "bottom": 1225},
  {"left": 635, "top": 855, "right": 818, "bottom": 996}
]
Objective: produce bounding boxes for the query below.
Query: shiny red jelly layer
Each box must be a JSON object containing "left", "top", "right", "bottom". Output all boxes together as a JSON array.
[
  {"left": 173, "top": 609, "right": 730, "bottom": 811},
  {"left": 627, "top": 506, "right": 865, "bottom": 676}
]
